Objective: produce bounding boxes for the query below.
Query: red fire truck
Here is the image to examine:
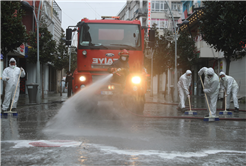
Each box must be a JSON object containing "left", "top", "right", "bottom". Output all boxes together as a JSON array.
[{"left": 66, "top": 16, "right": 147, "bottom": 114}]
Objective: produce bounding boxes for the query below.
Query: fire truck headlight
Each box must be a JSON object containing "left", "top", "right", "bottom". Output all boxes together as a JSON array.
[
  {"left": 132, "top": 76, "right": 141, "bottom": 84},
  {"left": 80, "top": 85, "right": 86, "bottom": 89},
  {"left": 82, "top": 50, "right": 87, "bottom": 56},
  {"left": 79, "top": 76, "right": 86, "bottom": 82}
]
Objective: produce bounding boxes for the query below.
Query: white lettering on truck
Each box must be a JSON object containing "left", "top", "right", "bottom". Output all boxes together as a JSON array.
[{"left": 92, "top": 58, "right": 118, "bottom": 65}]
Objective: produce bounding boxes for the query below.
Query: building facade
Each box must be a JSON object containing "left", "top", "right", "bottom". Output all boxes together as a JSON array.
[
  {"left": 118, "top": 0, "right": 182, "bottom": 36},
  {"left": 118, "top": 0, "right": 245, "bottom": 98},
  {"left": 23, "top": 0, "right": 62, "bottom": 95},
  {"left": 1, "top": 0, "right": 62, "bottom": 98},
  {"left": 118, "top": 0, "right": 182, "bottom": 96},
  {"left": 178, "top": 0, "right": 246, "bottom": 98}
]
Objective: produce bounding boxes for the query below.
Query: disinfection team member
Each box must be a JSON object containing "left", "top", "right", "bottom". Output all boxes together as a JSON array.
[
  {"left": 177, "top": 70, "right": 192, "bottom": 112},
  {"left": 108, "top": 49, "right": 129, "bottom": 84},
  {"left": 219, "top": 72, "right": 239, "bottom": 112},
  {"left": 198, "top": 67, "right": 220, "bottom": 117},
  {"left": 2, "top": 58, "right": 25, "bottom": 112}
]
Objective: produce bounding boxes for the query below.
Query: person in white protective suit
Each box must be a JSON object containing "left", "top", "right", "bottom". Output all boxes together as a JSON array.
[
  {"left": 2, "top": 58, "right": 25, "bottom": 112},
  {"left": 177, "top": 70, "right": 192, "bottom": 112},
  {"left": 219, "top": 71, "right": 239, "bottom": 112},
  {"left": 198, "top": 67, "right": 220, "bottom": 117}
]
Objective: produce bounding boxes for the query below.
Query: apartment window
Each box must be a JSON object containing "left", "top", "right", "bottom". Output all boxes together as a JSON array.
[
  {"left": 151, "top": 19, "right": 168, "bottom": 29},
  {"left": 130, "top": 9, "right": 133, "bottom": 19},
  {"left": 152, "top": 1, "right": 168, "bottom": 12},
  {"left": 156, "top": 1, "right": 160, "bottom": 11},
  {"left": 172, "top": 2, "right": 181, "bottom": 12}
]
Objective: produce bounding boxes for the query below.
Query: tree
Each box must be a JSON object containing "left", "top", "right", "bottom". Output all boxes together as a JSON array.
[
  {"left": 27, "top": 21, "right": 56, "bottom": 99},
  {"left": 169, "top": 30, "right": 197, "bottom": 71},
  {"left": 153, "top": 28, "right": 172, "bottom": 75},
  {"left": 144, "top": 24, "right": 172, "bottom": 76},
  {"left": 54, "top": 32, "right": 69, "bottom": 96},
  {"left": 65, "top": 52, "right": 77, "bottom": 73},
  {"left": 1, "top": 1, "right": 27, "bottom": 58},
  {"left": 200, "top": 1, "right": 246, "bottom": 74},
  {"left": 147, "top": 24, "right": 197, "bottom": 76}
]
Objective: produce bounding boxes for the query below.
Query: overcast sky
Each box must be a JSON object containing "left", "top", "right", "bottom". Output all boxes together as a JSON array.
[{"left": 56, "top": 0, "right": 127, "bottom": 31}]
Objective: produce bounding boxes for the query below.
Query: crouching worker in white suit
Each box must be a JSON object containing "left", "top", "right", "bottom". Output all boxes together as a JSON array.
[
  {"left": 2, "top": 58, "right": 25, "bottom": 112},
  {"left": 198, "top": 67, "right": 220, "bottom": 117},
  {"left": 177, "top": 70, "right": 192, "bottom": 112},
  {"left": 219, "top": 72, "right": 239, "bottom": 112}
]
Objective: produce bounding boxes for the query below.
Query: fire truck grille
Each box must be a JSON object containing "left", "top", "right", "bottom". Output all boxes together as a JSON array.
[
  {"left": 91, "top": 64, "right": 110, "bottom": 69},
  {"left": 91, "top": 74, "right": 121, "bottom": 91},
  {"left": 92, "top": 75, "right": 104, "bottom": 83}
]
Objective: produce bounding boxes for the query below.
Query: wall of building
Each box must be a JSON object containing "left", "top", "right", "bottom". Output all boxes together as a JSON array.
[
  {"left": 24, "top": 0, "right": 62, "bottom": 95},
  {"left": 53, "top": 14, "right": 62, "bottom": 43},
  {"left": 118, "top": 0, "right": 183, "bottom": 97},
  {"left": 229, "top": 56, "right": 246, "bottom": 98}
]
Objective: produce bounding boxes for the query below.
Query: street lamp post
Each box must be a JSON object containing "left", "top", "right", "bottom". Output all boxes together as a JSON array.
[
  {"left": 164, "top": 1, "right": 178, "bottom": 102},
  {"left": 65, "top": 27, "right": 77, "bottom": 72},
  {"left": 150, "top": 48, "right": 154, "bottom": 97},
  {"left": 21, "top": 1, "right": 41, "bottom": 104}
]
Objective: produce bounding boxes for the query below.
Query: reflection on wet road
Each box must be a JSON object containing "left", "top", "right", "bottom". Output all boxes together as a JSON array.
[{"left": 1, "top": 102, "right": 246, "bottom": 165}]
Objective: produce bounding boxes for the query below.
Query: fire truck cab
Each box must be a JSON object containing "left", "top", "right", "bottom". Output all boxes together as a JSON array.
[{"left": 66, "top": 16, "right": 147, "bottom": 114}]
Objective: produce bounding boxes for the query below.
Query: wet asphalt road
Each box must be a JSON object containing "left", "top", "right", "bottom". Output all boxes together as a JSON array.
[{"left": 1, "top": 102, "right": 246, "bottom": 166}]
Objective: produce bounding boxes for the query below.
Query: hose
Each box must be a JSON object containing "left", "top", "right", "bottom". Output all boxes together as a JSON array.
[
  {"left": 126, "top": 108, "right": 246, "bottom": 121},
  {"left": 125, "top": 102, "right": 246, "bottom": 121}
]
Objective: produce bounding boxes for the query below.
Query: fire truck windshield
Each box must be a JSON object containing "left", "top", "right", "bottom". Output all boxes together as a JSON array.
[{"left": 79, "top": 23, "right": 141, "bottom": 50}]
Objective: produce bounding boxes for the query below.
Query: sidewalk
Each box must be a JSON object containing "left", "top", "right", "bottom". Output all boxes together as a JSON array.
[
  {"left": 18, "top": 91, "right": 246, "bottom": 112},
  {"left": 145, "top": 91, "right": 246, "bottom": 111},
  {"left": 17, "top": 92, "right": 68, "bottom": 108}
]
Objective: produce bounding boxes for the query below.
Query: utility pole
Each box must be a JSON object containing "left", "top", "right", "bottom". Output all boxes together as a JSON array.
[
  {"left": 150, "top": 48, "right": 154, "bottom": 97},
  {"left": 149, "top": 29, "right": 155, "bottom": 97},
  {"left": 165, "top": 0, "right": 178, "bottom": 102},
  {"left": 21, "top": 1, "right": 42, "bottom": 104}
]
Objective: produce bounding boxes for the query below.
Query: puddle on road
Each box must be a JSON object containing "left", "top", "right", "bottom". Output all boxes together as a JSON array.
[
  {"left": 90, "top": 143, "right": 246, "bottom": 159},
  {"left": 2, "top": 140, "right": 82, "bottom": 148}
]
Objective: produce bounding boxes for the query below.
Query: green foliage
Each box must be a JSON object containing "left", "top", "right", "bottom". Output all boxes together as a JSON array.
[
  {"left": 170, "top": 31, "right": 197, "bottom": 70},
  {"left": 67, "top": 52, "right": 77, "bottom": 73},
  {"left": 1, "top": 1, "right": 28, "bottom": 56},
  {"left": 153, "top": 28, "right": 172, "bottom": 75},
  {"left": 145, "top": 23, "right": 197, "bottom": 75},
  {"left": 200, "top": 1, "right": 246, "bottom": 74},
  {"left": 27, "top": 26, "right": 56, "bottom": 64},
  {"left": 54, "top": 32, "right": 69, "bottom": 71}
]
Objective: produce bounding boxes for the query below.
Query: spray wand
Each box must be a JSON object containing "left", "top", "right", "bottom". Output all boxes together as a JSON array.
[{"left": 112, "top": 68, "right": 122, "bottom": 76}]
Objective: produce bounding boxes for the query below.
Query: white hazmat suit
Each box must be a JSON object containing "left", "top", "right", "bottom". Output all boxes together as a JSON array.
[
  {"left": 2, "top": 58, "right": 26, "bottom": 111},
  {"left": 198, "top": 67, "right": 220, "bottom": 117},
  {"left": 219, "top": 71, "right": 239, "bottom": 111},
  {"left": 178, "top": 70, "right": 192, "bottom": 110}
]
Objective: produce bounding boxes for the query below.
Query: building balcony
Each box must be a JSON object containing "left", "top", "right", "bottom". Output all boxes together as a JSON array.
[{"left": 134, "top": 8, "right": 147, "bottom": 18}]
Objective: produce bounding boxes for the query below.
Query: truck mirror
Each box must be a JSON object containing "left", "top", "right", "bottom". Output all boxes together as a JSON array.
[
  {"left": 149, "top": 29, "right": 155, "bottom": 47},
  {"left": 66, "top": 28, "right": 72, "bottom": 45},
  {"left": 149, "top": 29, "right": 155, "bottom": 42}
]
